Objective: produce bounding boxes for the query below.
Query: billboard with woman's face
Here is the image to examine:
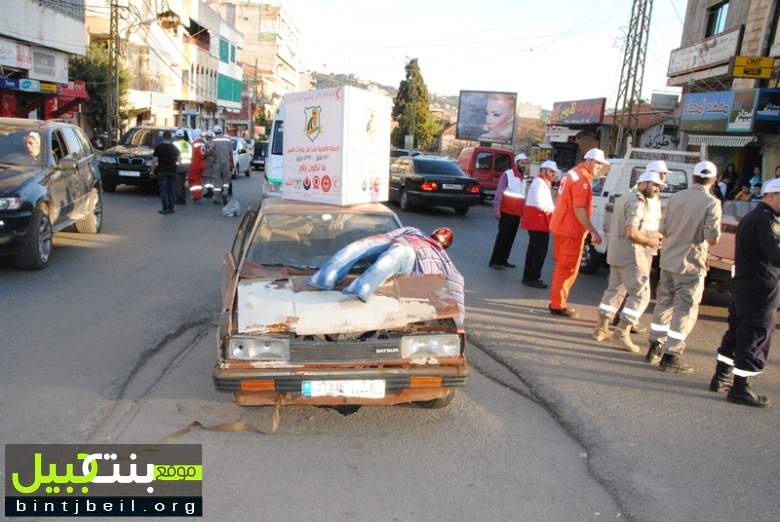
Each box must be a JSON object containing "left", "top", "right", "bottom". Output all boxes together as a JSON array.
[{"left": 456, "top": 90, "right": 517, "bottom": 145}]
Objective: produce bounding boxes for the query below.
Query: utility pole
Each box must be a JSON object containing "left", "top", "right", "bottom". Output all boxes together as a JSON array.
[
  {"left": 609, "top": 0, "right": 654, "bottom": 157},
  {"left": 107, "top": 0, "right": 121, "bottom": 144}
]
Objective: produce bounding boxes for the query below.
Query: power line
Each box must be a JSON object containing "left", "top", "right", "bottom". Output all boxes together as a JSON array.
[{"left": 669, "top": 0, "right": 684, "bottom": 25}]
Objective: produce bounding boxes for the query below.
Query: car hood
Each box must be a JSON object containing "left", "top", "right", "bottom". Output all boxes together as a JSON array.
[
  {"left": 104, "top": 144, "right": 154, "bottom": 157},
  {"left": 0, "top": 165, "right": 42, "bottom": 194},
  {"left": 235, "top": 272, "right": 459, "bottom": 336}
]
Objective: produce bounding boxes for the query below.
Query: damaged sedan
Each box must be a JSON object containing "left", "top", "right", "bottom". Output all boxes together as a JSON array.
[{"left": 213, "top": 198, "right": 467, "bottom": 409}]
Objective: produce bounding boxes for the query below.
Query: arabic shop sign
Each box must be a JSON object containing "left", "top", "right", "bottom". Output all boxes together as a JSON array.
[
  {"left": 753, "top": 88, "right": 780, "bottom": 133},
  {"left": 5, "top": 444, "right": 202, "bottom": 517},
  {"left": 680, "top": 91, "right": 733, "bottom": 132},
  {"left": 551, "top": 98, "right": 606, "bottom": 126},
  {"left": 727, "top": 89, "right": 758, "bottom": 132}
]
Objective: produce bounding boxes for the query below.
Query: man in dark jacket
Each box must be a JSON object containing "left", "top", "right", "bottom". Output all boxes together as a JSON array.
[
  {"left": 709, "top": 178, "right": 780, "bottom": 407},
  {"left": 153, "top": 131, "right": 180, "bottom": 215}
]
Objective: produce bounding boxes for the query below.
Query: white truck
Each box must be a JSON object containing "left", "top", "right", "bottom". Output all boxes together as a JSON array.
[
  {"left": 579, "top": 146, "right": 701, "bottom": 274},
  {"left": 264, "top": 102, "right": 285, "bottom": 197}
]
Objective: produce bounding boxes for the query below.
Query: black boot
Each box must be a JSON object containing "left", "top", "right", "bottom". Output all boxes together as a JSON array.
[
  {"left": 708, "top": 361, "right": 733, "bottom": 393},
  {"left": 645, "top": 341, "right": 663, "bottom": 365},
  {"left": 658, "top": 353, "right": 694, "bottom": 374},
  {"left": 727, "top": 376, "right": 770, "bottom": 407}
]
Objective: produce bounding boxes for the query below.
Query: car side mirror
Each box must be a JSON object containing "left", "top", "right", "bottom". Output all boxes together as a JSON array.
[{"left": 59, "top": 158, "right": 78, "bottom": 171}]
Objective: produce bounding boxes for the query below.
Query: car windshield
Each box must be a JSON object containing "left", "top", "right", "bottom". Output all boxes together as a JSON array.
[
  {"left": 0, "top": 128, "right": 44, "bottom": 167},
  {"left": 413, "top": 159, "right": 465, "bottom": 176},
  {"left": 121, "top": 129, "right": 164, "bottom": 147},
  {"left": 247, "top": 211, "right": 399, "bottom": 269}
]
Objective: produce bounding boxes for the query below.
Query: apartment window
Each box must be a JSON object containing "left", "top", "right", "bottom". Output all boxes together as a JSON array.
[
  {"left": 219, "top": 38, "right": 230, "bottom": 63},
  {"left": 706, "top": 2, "right": 729, "bottom": 37},
  {"left": 230, "top": 45, "right": 236, "bottom": 63}
]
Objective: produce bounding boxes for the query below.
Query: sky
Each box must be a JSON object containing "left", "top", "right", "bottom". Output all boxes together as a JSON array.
[{"left": 283, "top": 0, "right": 687, "bottom": 110}]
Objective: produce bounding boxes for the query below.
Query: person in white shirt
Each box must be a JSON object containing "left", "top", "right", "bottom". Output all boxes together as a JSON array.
[{"left": 521, "top": 160, "right": 559, "bottom": 288}]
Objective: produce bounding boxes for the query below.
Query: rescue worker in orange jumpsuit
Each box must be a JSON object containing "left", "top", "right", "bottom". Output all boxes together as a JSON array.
[
  {"left": 187, "top": 129, "right": 205, "bottom": 201},
  {"left": 548, "top": 148, "right": 609, "bottom": 318}
]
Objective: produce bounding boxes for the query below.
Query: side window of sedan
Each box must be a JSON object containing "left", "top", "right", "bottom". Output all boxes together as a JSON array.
[
  {"left": 51, "top": 131, "right": 66, "bottom": 163},
  {"left": 60, "top": 128, "right": 84, "bottom": 160}
]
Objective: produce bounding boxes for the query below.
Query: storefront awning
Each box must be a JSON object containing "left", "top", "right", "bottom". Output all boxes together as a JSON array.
[{"left": 688, "top": 135, "right": 757, "bottom": 147}]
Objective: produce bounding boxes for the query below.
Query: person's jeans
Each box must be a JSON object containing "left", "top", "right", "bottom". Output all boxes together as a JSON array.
[{"left": 157, "top": 171, "right": 176, "bottom": 211}]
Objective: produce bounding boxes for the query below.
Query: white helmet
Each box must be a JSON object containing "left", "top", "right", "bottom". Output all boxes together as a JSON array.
[
  {"left": 212, "top": 125, "right": 223, "bottom": 135},
  {"left": 204, "top": 130, "right": 215, "bottom": 139},
  {"left": 174, "top": 128, "right": 185, "bottom": 138}
]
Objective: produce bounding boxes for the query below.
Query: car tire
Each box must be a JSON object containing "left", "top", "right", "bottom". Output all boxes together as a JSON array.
[
  {"left": 415, "top": 390, "right": 455, "bottom": 409},
  {"left": 14, "top": 205, "right": 52, "bottom": 270},
  {"left": 454, "top": 205, "right": 469, "bottom": 215},
  {"left": 580, "top": 242, "right": 603, "bottom": 275},
  {"left": 399, "top": 188, "right": 413, "bottom": 211},
  {"left": 75, "top": 188, "right": 103, "bottom": 234},
  {"left": 102, "top": 180, "right": 116, "bottom": 192}
]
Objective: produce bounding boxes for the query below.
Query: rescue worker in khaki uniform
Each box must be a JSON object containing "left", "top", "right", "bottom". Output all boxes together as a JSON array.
[
  {"left": 709, "top": 178, "right": 780, "bottom": 407},
  {"left": 594, "top": 170, "right": 666, "bottom": 351},
  {"left": 646, "top": 161, "right": 722, "bottom": 372},
  {"left": 548, "top": 148, "right": 609, "bottom": 318},
  {"left": 207, "top": 126, "right": 234, "bottom": 204}
]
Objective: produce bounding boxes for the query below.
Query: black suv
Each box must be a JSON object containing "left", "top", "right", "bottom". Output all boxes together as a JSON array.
[
  {"left": 0, "top": 118, "right": 103, "bottom": 269},
  {"left": 98, "top": 127, "right": 190, "bottom": 192}
]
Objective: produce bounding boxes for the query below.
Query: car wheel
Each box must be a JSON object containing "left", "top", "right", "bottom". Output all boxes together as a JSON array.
[
  {"left": 14, "top": 205, "right": 52, "bottom": 270},
  {"left": 399, "top": 188, "right": 413, "bottom": 211},
  {"left": 102, "top": 180, "right": 116, "bottom": 192},
  {"left": 454, "top": 205, "right": 469, "bottom": 215},
  {"left": 75, "top": 188, "right": 103, "bottom": 234},
  {"left": 580, "top": 241, "right": 603, "bottom": 275},
  {"left": 414, "top": 390, "right": 455, "bottom": 409}
]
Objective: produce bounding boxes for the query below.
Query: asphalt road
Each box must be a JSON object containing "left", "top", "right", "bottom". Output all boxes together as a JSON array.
[{"left": 1, "top": 176, "right": 777, "bottom": 521}]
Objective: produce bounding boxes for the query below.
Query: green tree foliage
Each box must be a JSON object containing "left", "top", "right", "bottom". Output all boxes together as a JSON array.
[
  {"left": 391, "top": 59, "right": 441, "bottom": 150},
  {"left": 68, "top": 43, "right": 129, "bottom": 134}
]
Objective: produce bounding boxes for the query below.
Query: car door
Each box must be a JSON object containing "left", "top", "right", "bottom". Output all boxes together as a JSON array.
[
  {"left": 472, "top": 150, "right": 495, "bottom": 188},
  {"left": 238, "top": 139, "right": 251, "bottom": 172},
  {"left": 59, "top": 127, "right": 91, "bottom": 219},
  {"left": 45, "top": 129, "right": 71, "bottom": 226},
  {"left": 221, "top": 209, "right": 259, "bottom": 335}
]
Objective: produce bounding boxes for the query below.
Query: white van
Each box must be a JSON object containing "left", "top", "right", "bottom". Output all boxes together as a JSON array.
[
  {"left": 264, "top": 102, "right": 285, "bottom": 197},
  {"left": 580, "top": 146, "right": 701, "bottom": 274}
]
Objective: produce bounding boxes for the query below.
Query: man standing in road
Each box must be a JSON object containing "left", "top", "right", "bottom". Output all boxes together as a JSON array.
[
  {"left": 489, "top": 153, "right": 528, "bottom": 269},
  {"left": 172, "top": 129, "right": 191, "bottom": 205},
  {"left": 709, "top": 178, "right": 780, "bottom": 407},
  {"left": 210, "top": 126, "right": 234, "bottom": 205},
  {"left": 153, "top": 130, "right": 180, "bottom": 215},
  {"left": 521, "top": 160, "right": 559, "bottom": 288},
  {"left": 548, "top": 148, "right": 609, "bottom": 317},
  {"left": 646, "top": 161, "right": 722, "bottom": 372},
  {"left": 202, "top": 130, "right": 216, "bottom": 198},
  {"left": 593, "top": 170, "right": 665, "bottom": 352}
]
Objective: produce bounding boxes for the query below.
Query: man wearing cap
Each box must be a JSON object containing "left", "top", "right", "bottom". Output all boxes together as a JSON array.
[
  {"left": 521, "top": 160, "right": 559, "bottom": 288},
  {"left": 594, "top": 171, "right": 665, "bottom": 351},
  {"left": 646, "top": 161, "right": 722, "bottom": 372},
  {"left": 172, "top": 129, "right": 192, "bottom": 205},
  {"left": 208, "top": 125, "right": 234, "bottom": 205},
  {"left": 489, "top": 153, "right": 528, "bottom": 269},
  {"left": 708, "top": 178, "right": 780, "bottom": 407},
  {"left": 548, "top": 148, "right": 609, "bottom": 317}
]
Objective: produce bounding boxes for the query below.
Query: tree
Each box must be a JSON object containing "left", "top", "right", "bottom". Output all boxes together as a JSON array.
[
  {"left": 68, "top": 43, "right": 129, "bottom": 135},
  {"left": 391, "top": 59, "right": 440, "bottom": 150}
]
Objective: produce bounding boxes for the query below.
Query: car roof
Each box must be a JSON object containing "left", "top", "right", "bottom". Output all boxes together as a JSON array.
[
  {"left": 260, "top": 197, "right": 396, "bottom": 215},
  {"left": 0, "top": 117, "right": 64, "bottom": 130}
]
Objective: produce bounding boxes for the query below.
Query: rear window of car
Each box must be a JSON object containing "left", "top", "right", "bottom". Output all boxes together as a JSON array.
[
  {"left": 495, "top": 154, "right": 512, "bottom": 172},
  {"left": 121, "top": 129, "right": 163, "bottom": 147},
  {"left": 412, "top": 159, "right": 465, "bottom": 176},
  {"left": 630, "top": 167, "right": 688, "bottom": 194},
  {"left": 475, "top": 152, "right": 492, "bottom": 170},
  {"left": 247, "top": 211, "right": 399, "bottom": 269}
]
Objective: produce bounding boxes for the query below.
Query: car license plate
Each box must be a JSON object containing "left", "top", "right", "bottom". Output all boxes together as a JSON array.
[
  {"left": 302, "top": 380, "right": 386, "bottom": 399},
  {"left": 442, "top": 183, "right": 462, "bottom": 190},
  {"left": 118, "top": 170, "right": 141, "bottom": 177}
]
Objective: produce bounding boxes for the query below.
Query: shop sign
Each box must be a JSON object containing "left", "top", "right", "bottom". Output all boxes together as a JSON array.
[
  {"left": 0, "top": 37, "right": 31, "bottom": 69},
  {"left": 668, "top": 27, "right": 742, "bottom": 77},
  {"left": 753, "top": 88, "right": 780, "bottom": 133},
  {"left": 727, "top": 89, "right": 758, "bottom": 132},
  {"left": 680, "top": 91, "right": 733, "bottom": 132},
  {"left": 732, "top": 55, "right": 775, "bottom": 80},
  {"left": 550, "top": 98, "right": 606, "bottom": 125},
  {"left": 29, "top": 46, "right": 68, "bottom": 84},
  {"left": 18, "top": 78, "right": 40, "bottom": 92},
  {"left": 0, "top": 78, "right": 19, "bottom": 90}
]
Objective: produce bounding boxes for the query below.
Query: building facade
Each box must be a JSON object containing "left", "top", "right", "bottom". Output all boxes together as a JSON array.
[
  {"left": 669, "top": 0, "right": 780, "bottom": 185},
  {"left": 0, "top": 0, "right": 89, "bottom": 121}
]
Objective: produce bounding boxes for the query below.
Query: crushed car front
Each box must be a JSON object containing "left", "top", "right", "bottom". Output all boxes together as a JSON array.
[{"left": 213, "top": 200, "right": 468, "bottom": 407}]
